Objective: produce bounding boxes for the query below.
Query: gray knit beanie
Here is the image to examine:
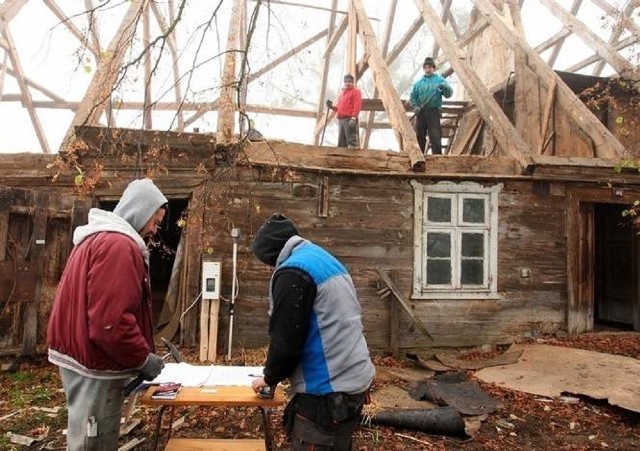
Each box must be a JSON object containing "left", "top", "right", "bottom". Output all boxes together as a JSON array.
[{"left": 113, "top": 178, "right": 168, "bottom": 232}]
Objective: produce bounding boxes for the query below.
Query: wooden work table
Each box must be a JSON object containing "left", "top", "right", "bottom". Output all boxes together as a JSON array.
[{"left": 140, "top": 385, "right": 286, "bottom": 450}]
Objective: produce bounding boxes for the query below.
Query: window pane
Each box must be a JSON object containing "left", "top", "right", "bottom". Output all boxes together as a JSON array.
[
  {"left": 462, "top": 198, "right": 485, "bottom": 223},
  {"left": 427, "top": 260, "right": 451, "bottom": 284},
  {"left": 427, "top": 197, "right": 451, "bottom": 223},
  {"left": 427, "top": 233, "right": 451, "bottom": 258},
  {"left": 461, "top": 259, "right": 484, "bottom": 284},
  {"left": 461, "top": 233, "right": 484, "bottom": 257}
]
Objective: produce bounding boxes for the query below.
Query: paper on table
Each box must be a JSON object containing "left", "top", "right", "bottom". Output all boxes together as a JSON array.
[{"left": 149, "top": 363, "right": 264, "bottom": 387}]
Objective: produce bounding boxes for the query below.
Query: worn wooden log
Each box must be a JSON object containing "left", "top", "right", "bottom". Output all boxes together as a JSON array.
[{"left": 371, "top": 406, "right": 466, "bottom": 437}]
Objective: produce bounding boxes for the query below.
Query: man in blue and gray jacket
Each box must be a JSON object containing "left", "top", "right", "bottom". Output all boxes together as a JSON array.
[
  {"left": 250, "top": 213, "right": 375, "bottom": 451},
  {"left": 410, "top": 56, "right": 453, "bottom": 155}
]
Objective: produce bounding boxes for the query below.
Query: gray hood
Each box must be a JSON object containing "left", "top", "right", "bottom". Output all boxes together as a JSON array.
[{"left": 113, "top": 178, "right": 168, "bottom": 232}]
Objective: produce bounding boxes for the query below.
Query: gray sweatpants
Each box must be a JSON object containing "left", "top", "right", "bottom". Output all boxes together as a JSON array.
[{"left": 60, "top": 367, "right": 125, "bottom": 451}]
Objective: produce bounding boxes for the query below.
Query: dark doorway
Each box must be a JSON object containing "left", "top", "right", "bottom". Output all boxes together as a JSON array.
[
  {"left": 594, "top": 203, "right": 635, "bottom": 331},
  {"left": 99, "top": 198, "right": 188, "bottom": 330}
]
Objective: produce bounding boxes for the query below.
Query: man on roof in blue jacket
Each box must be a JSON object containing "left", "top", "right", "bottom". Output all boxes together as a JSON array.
[
  {"left": 250, "top": 213, "right": 375, "bottom": 451},
  {"left": 410, "top": 56, "right": 453, "bottom": 155}
]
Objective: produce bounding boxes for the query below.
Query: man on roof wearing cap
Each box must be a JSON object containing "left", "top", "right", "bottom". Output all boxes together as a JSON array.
[
  {"left": 47, "top": 178, "right": 168, "bottom": 450},
  {"left": 410, "top": 56, "right": 453, "bottom": 155},
  {"left": 326, "top": 73, "right": 362, "bottom": 149},
  {"left": 250, "top": 213, "right": 375, "bottom": 450}
]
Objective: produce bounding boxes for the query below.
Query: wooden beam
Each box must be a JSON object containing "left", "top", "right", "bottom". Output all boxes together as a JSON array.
[
  {"left": 347, "top": 1, "right": 357, "bottom": 77},
  {"left": 363, "top": 0, "right": 397, "bottom": 150},
  {"left": 471, "top": 0, "right": 625, "bottom": 159},
  {"left": 431, "top": 0, "right": 453, "bottom": 59},
  {"left": 142, "top": 3, "right": 152, "bottom": 129},
  {"left": 43, "top": 0, "right": 100, "bottom": 59},
  {"left": 352, "top": 0, "right": 425, "bottom": 172},
  {"left": 65, "top": 0, "right": 147, "bottom": 147},
  {"left": 564, "top": 34, "right": 638, "bottom": 72},
  {"left": 1, "top": 66, "right": 66, "bottom": 102},
  {"left": 590, "top": 0, "right": 638, "bottom": 76},
  {"left": 2, "top": 27, "right": 50, "bottom": 153},
  {"left": 314, "top": 1, "right": 340, "bottom": 145},
  {"left": 539, "top": 79, "right": 557, "bottom": 155},
  {"left": 538, "top": 0, "right": 639, "bottom": 84},
  {"left": 217, "top": 0, "right": 243, "bottom": 144},
  {"left": 84, "top": 0, "right": 103, "bottom": 58},
  {"left": 376, "top": 267, "right": 432, "bottom": 339},
  {"left": 150, "top": 1, "right": 184, "bottom": 131},
  {"left": 250, "top": 30, "right": 328, "bottom": 83},
  {"left": 416, "top": 0, "right": 532, "bottom": 170},
  {"left": 0, "top": 0, "right": 27, "bottom": 26},
  {"left": 546, "top": 0, "right": 582, "bottom": 67}
]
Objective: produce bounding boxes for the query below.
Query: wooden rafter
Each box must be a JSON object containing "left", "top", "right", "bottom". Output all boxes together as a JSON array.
[
  {"left": 150, "top": 1, "right": 184, "bottom": 131},
  {"left": 590, "top": 0, "right": 638, "bottom": 76},
  {"left": 314, "top": 6, "right": 344, "bottom": 144},
  {"left": 143, "top": 4, "right": 152, "bottom": 129},
  {"left": 362, "top": 0, "right": 397, "bottom": 150},
  {"left": 83, "top": 0, "right": 102, "bottom": 59},
  {"left": 538, "top": 0, "right": 639, "bottom": 85},
  {"left": 43, "top": 0, "right": 100, "bottom": 60},
  {"left": 546, "top": 0, "right": 583, "bottom": 67},
  {"left": 565, "top": 34, "right": 638, "bottom": 72},
  {"left": 1, "top": 26, "right": 50, "bottom": 153},
  {"left": 416, "top": 0, "right": 532, "bottom": 170},
  {"left": 471, "top": 0, "right": 625, "bottom": 159},
  {"left": 65, "top": 0, "right": 148, "bottom": 146},
  {"left": 352, "top": 0, "right": 425, "bottom": 172},
  {"left": 431, "top": 0, "right": 454, "bottom": 59},
  {"left": 0, "top": 0, "right": 27, "bottom": 27},
  {"left": 216, "top": 0, "right": 243, "bottom": 144}
]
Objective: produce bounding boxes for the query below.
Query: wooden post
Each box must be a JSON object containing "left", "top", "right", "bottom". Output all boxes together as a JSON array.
[{"left": 216, "top": 0, "right": 243, "bottom": 144}]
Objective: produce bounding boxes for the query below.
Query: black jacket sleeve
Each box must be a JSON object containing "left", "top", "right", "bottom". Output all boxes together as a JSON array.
[{"left": 262, "top": 267, "right": 316, "bottom": 386}]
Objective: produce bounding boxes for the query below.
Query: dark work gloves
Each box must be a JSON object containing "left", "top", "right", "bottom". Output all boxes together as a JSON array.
[{"left": 140, "top": 353, "right": 164, "bottom": 380}]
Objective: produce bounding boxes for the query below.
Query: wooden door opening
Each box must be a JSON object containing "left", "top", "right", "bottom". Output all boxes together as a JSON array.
[
  {"left": 594, "top": 204, "right": 635, "bottom": 331},
  {"left": 99, "top": 198, "right": 188, "bottom": 330}
]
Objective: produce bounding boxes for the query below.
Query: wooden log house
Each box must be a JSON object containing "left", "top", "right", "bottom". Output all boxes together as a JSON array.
[{"left": 0, "top": 1, "right": 639, "bottom": 358}]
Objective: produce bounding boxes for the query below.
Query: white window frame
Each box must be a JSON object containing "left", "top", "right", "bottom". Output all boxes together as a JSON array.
[{"left": 411, "top": 180, "right": 502, "bottom": 300}]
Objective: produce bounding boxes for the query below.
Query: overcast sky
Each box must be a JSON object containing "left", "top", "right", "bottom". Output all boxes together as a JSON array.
[{"left": 0, "top": 0, "right": 634, "bottom": 154}]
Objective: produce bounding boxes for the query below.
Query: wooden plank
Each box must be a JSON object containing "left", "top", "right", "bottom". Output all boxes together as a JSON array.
[
  {"left": 199, "top": 298, "right": 210, "bottom": 362},
  {"left": 21, "top": 191, "right": 48, "bottom": 354},
  {"left": 352, "top": 0, "right": 425, "bottom": 172},
  {"left": 376, "top": 266, "right": 432, "bottom": 339},
  {"left": 165, "top": 438, "right": 265, "bottom": 451},
  {"left": 565, "top": 35, "right": 637, "bottom": 73},
  {"left": 539, "top": 79, "right": 557, "bottom": 155},
  {"left": 317, "top": 175, "right": 329, "bottom": 218},
  {"left": 0, "top": 212, "right": 8, "bottom": 261},
  {"left": 416, "top": 0, "right": 533, "bottom": 170},
  {"left": 182, "top": 184, "right": 205, "bottom": 347},
  {"left": 207, "top": 298, "right": 219, "bottom": 362},
  {"left": 141, "top": 385, "right": 285, "bottom": 407},
  {"left": 471, "top": 0, "right": 625, "bottom": 159}
]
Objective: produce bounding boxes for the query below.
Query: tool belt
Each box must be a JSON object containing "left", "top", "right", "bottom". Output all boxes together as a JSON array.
[{"left": 283, "top": 391, "right": 368, "bottom": 435}]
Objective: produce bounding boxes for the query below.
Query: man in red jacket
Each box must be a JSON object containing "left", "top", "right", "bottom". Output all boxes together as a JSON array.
[
  {"left": 47, "top": 178, "right": 168, "bottom": 450},
  {"left": 326, "top": 73, "right": 362, "bottom": 149}
]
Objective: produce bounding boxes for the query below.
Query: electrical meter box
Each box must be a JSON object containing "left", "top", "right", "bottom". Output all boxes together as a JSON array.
[{"left": 202, "top": 259, "right": 221, "bottom": 300}]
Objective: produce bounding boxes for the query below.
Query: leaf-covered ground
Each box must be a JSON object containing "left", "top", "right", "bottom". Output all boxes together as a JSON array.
[{"left": 1, "top": 332, "right": 638, "bottom": 450}]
